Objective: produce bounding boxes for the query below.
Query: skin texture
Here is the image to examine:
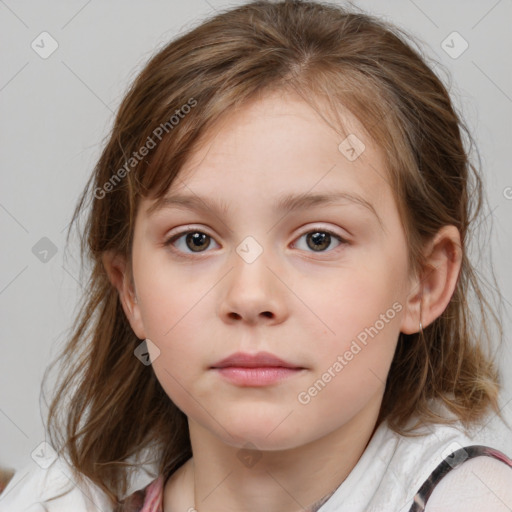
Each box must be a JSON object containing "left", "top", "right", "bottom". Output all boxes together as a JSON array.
[{"left": 104, "top": 91, "right": 462, "bottom": 512}]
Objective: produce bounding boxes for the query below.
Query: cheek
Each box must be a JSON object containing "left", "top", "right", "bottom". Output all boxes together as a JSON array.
[
  {"left": 144, "top": 308, "right": 208, "bottom": 415},
  {"left": 135, "top": 278, "right": 210, "bottom": 403},
  {"left": 136, "top": 262, "right": 205, "bottom": 340},
  {"left": 300, "top": 265, "right": 404, "bottom": 403},
  {"left": 307, "top": 264, "right": 404, "bottom": 342}
]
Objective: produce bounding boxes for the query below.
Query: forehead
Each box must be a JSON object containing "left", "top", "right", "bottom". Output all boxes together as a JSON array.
[
  {"left": 195, "top": 93, "right": 381, "bottom": 179},
  {"left": 146, "top": 91, "right": 392, "bottom": 221}
]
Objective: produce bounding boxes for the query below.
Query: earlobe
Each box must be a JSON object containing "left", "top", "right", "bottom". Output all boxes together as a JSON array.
[
  {"left": 400, "top": 225, "right": 462, "bottom": 335},
  {"left": 102, "top": 250, "right": 146, "bottom": 339}
]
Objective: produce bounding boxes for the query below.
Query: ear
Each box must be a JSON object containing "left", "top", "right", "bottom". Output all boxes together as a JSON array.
[
  {"left": 102, "top": 250, "right": 146, "bottom": 339},
  {"left": 400, "top": 225, "right": 462, "bottom": 335}
]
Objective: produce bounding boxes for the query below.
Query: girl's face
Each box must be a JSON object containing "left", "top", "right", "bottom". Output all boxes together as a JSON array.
[{"left": 126, "top": 91, "right": 418, "bottom": 450}]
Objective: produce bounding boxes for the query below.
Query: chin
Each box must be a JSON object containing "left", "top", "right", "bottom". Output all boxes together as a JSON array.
[
  {"left": 210, "top": 418, "right": 308, "bottom": 452},
  {"left": 224, "top": 433, "right": 303, "bottom": 452}
]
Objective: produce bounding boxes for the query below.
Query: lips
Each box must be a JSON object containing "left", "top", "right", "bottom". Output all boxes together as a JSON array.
[
  {"left": 210, "top": 352, "right": 305, "bottom": 387},
  {"left": 211, "top": 351, "right": 302, "bottom": 369}
]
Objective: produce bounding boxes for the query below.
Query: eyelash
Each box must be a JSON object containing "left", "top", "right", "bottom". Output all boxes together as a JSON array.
[{"left": 163, "top": 226, "right": 348, "bottom": 258}]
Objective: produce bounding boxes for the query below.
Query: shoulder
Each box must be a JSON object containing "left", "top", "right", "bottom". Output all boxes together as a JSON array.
[
  {"left": 367, "top": 403, "right": 512, "bottom": 509},
  {"left": 0, "top": 456, "right": 112, "bottom": 511},
  {"left": 424, "top": 455, "right": 512, "bottom": 511}
]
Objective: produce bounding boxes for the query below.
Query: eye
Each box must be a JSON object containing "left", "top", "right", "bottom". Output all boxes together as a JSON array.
[
  {"left": 164, "top": 227, "right": 348, "bottom": 257},
  {"left": 293, "top": 228, "right": 347, "bottom": 253},
  {"left": 164, "top": 229, "right": 219, "bottom": 255}
]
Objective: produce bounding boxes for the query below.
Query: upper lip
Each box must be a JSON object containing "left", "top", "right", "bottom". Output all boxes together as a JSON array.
[{"left": 211, "top": 351, "right": 302, "bottom": 369}]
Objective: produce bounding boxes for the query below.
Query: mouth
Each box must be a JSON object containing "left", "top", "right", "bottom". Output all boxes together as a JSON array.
[{"left": 210, "top": 351, "right": 306, "bottom": 387}]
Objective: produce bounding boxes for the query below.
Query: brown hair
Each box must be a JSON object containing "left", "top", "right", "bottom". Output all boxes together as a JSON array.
[{"left": 42, "top": 0, "right": 505, "bottom": 505}]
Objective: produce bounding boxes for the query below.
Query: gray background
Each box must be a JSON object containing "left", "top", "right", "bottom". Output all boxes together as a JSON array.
[{"left": 1, "top": 0, "right": 511, "bottom": 472}]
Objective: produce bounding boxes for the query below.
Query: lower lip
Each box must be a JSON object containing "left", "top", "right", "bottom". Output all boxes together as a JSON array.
[{"left": 213, "top": 367, "right": 304, "bottom": 386}]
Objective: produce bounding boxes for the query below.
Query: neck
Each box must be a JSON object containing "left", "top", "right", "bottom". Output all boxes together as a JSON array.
[{"left": 165, "top": 392, "right": 383, "bottom": 512}]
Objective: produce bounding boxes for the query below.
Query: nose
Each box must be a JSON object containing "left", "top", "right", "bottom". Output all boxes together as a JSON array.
[{"left": 217, "top": 248, "right": 287, "bottom": 326}]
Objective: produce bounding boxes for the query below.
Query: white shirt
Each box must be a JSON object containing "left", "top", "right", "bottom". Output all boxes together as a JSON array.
[
  {"left": 1, "top": 404, "right": 512, "bottom": 511},
  {"left": 320, "top": 407, "right": 512, "bottom": 512}
]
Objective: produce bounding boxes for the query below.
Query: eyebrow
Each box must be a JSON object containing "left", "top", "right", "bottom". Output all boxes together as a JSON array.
[{"left": 147, "top": 191, "right": 384, "bottom": 230}]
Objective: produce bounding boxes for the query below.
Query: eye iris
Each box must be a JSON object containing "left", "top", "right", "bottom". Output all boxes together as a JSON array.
[
  {"left": 186, "top": 232, "right": 210, "bottom": 252},
  {"left": 307, "top": 232, "right": 331, "bottom": 251},
  {"left": 180, "top": 231, "right": 334, "bottom": 253}
]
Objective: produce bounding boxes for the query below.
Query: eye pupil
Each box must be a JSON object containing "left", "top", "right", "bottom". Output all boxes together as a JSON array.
[
  {"left": 307, "top": 232, "right": 331, "bottom": 251},
  {"left": 172, "top": 229, "right": 340, "bottom": 256},
  {"left": 187, "top": 232, "right": 210, "bottom": 252}
]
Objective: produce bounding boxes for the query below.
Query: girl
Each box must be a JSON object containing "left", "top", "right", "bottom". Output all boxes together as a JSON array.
[{"left": 1, "top": 1, "right": 512, "bottom": 510}]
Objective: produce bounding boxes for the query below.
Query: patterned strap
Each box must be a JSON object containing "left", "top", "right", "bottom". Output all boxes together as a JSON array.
[{"left": 408, "top": 445, "right": 512, "bottom": 512}]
